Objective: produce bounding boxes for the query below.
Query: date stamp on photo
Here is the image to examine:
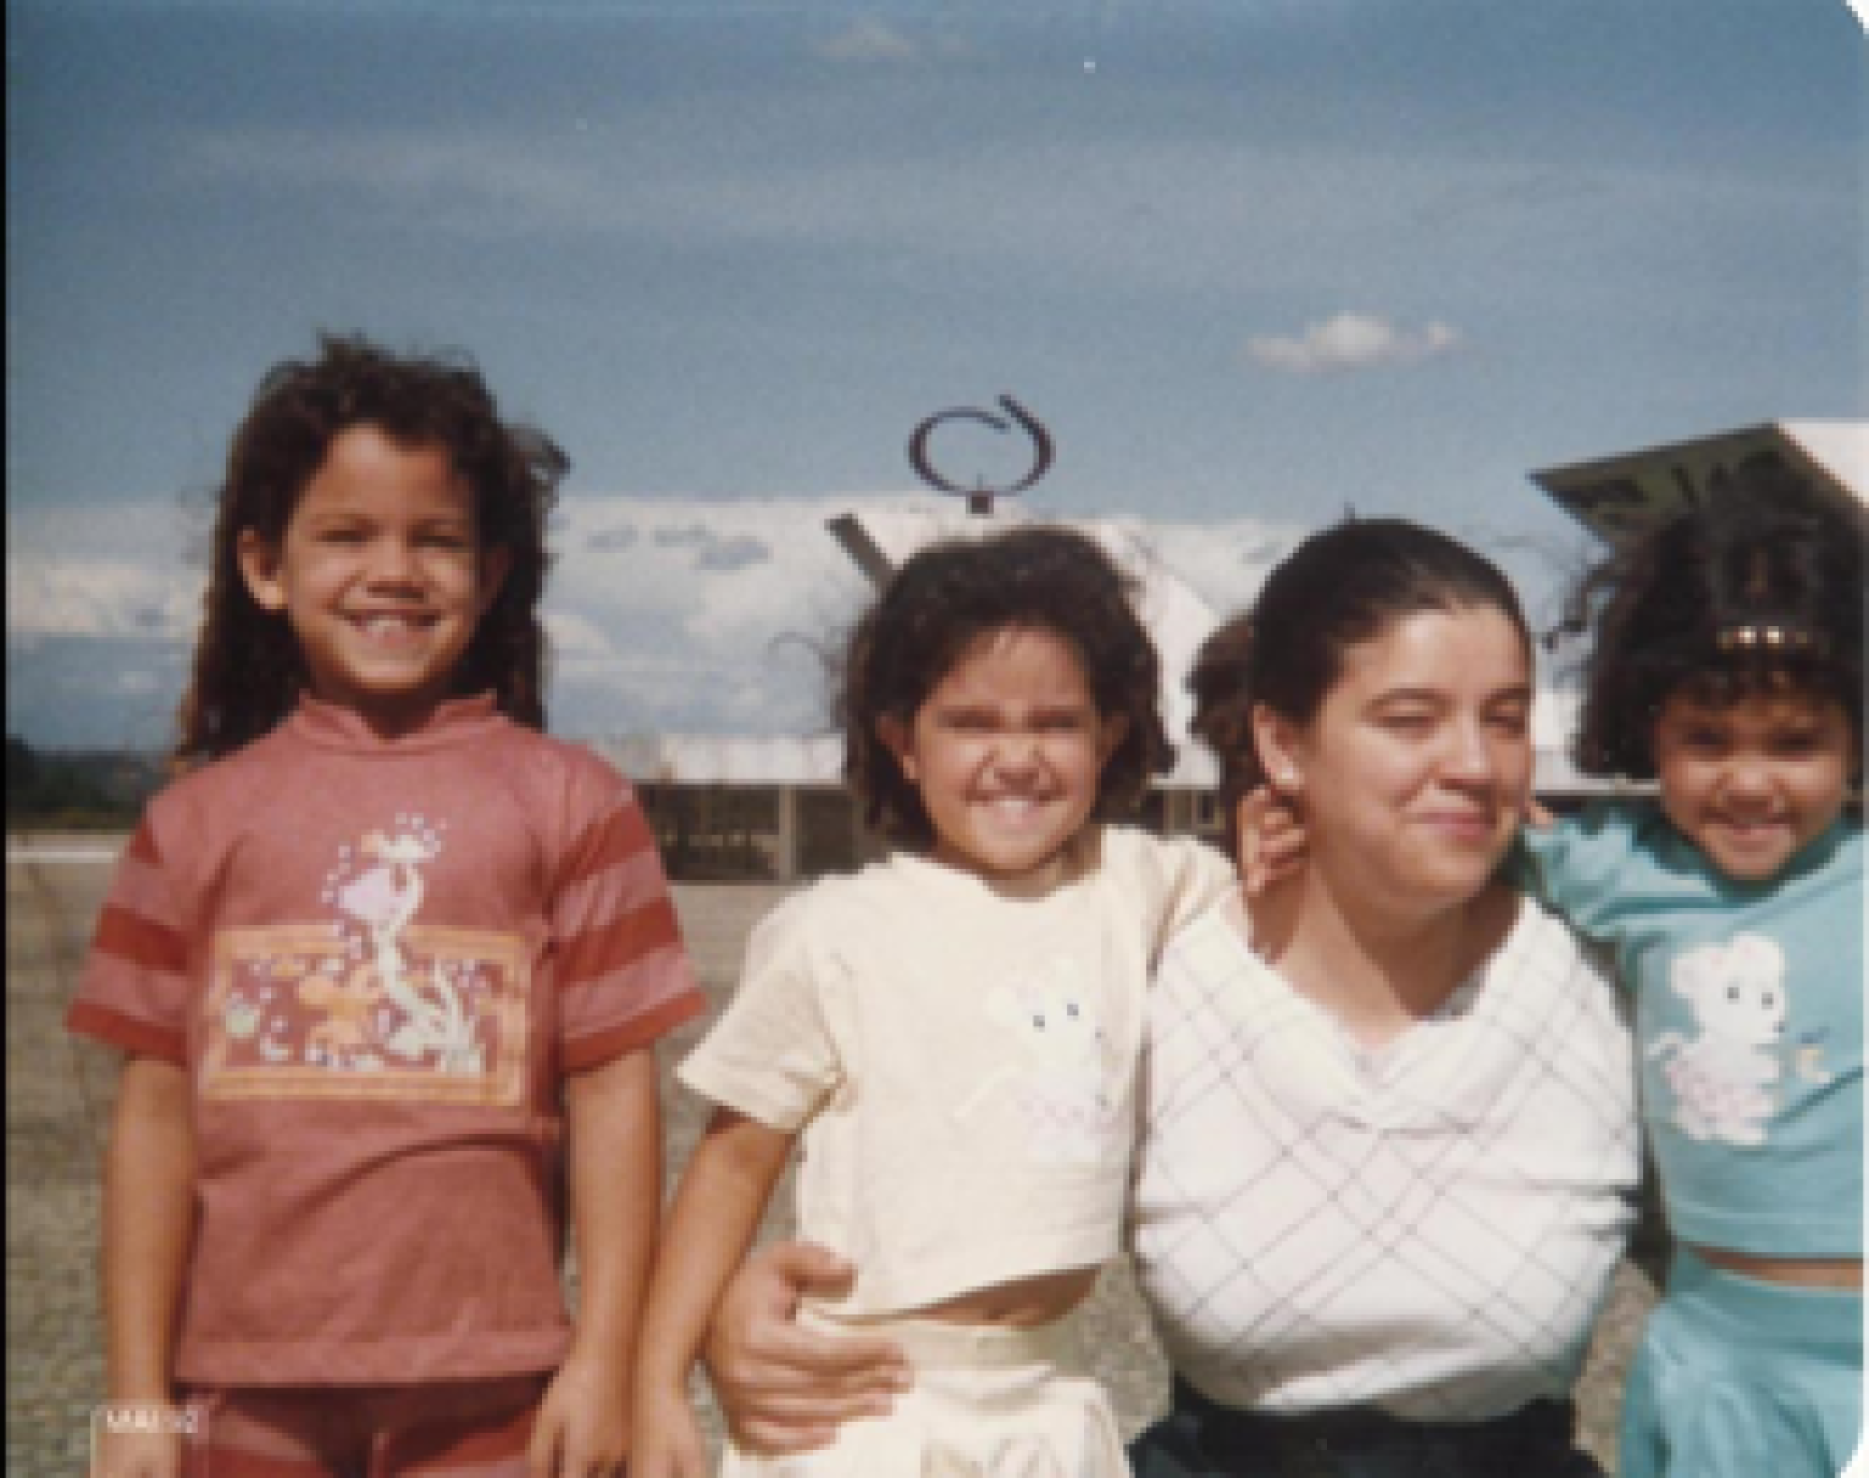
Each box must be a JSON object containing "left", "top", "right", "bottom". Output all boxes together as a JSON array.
[{"left": 90, "top": 1402, "right": 204, "bottom": 1454}]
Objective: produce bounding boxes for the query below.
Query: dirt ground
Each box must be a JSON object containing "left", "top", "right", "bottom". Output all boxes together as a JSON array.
[{"left": 7, "top": 851, "right": 1655, "bottom": 1473}]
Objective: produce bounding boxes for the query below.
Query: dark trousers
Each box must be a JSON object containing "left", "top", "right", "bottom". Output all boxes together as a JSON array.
[{"left": 1129, "top": 1378, "right": 1604, "bottom": 1478}]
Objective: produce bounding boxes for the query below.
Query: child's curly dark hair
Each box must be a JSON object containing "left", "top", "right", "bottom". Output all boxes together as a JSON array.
[
  {"left": 835, "top": 523, "right": 1173, "bottom": 849},
  {"left": 176, "top": 333, "right": 567, "bottom": 763},
  {"left": 1562, "top": 462, "right": 1866, "bottom": 781}
]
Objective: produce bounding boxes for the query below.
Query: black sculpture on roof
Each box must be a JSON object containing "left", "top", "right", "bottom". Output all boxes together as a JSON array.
[{"left": 907, "top": 395, "right": 1053, "bottom": 515}]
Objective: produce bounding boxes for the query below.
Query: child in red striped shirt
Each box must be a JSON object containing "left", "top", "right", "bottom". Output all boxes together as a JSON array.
[{"left": 69, "top": 335, "right": 703, "bottom": 1478}]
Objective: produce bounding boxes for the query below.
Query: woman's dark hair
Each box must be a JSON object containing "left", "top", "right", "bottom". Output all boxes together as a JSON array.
[
  {"left": 176, "top": 333, "right": 567, "bottom": 763},
  {"left": 1564, "top": 465, "right": 1866, "bottom": 780},
  {"left": 836, "top": 523, "right": 1172, "bottom": 848},
  {"left": 1190, "top": 518, "right": 1531, "bottom": 855}
]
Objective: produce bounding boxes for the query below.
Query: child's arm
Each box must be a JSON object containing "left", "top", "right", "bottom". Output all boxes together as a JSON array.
[
  {"left": 95, "top": 1055, "right": 195, "bottom": 1478},
  {"left": 1147, "top": 829, "right": 1241, "bottom": 942},
  {"left": 631, "top": 1108, "right": 796, "bottom": 1478},
  {"left": 1506, "top": 799, "right": 1648, "bottom": 944},
  {"left": 527, "top": 1049, "right": 661, "bottom": 1478}
]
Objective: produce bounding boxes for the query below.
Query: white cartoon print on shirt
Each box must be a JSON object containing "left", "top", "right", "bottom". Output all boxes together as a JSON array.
[
  {"left": 1646, "top": 934, "right": 1786, "bottom": 1146},
  {"left": 202, "top": 814, "right": 530, "bottom": 1106},
  {"left": 954, "top": 955, "right": 1115, "bottom": 1166},
  {"left": 328, "top": 823, "right": 483, "bottom": 1072}
]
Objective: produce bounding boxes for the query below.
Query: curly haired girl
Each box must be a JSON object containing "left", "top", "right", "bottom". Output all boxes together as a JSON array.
[
  {"left": 633, "top": 524, "right": 1235, "bottom": 1478},
  {"left": 72, "top": 334, "right": 703, "bottom": 1477},
  {"left": 1520, "top": 478, "right": 1864, "bottom": 1478}
]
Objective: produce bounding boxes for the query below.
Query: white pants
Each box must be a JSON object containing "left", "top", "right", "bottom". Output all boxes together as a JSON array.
[{"left": 720, "top": 1312, "right": 1130, "bottom": 1478}]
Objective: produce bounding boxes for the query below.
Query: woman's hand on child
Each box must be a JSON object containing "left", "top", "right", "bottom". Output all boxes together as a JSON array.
[
  {"left": 1237, "top": 786, "right": 1307, "bottom": 897},
  {"left": 528, "top": 1348, "right": 629, "bottom": 1477},
  {"left": 702, "top": 1241, "right": 911, "bottom": 1455}
]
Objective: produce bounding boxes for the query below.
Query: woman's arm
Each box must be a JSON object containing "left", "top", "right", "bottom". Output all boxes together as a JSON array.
[
  {"left": 528, "top": 1048, "right": 661, "bottom": 1477},
  {"left": 96, "top": 1055, "right": 195, "bottom": 1478},
  {"left": 701, "top": 1242, "right": 911, "bottom": 1454},
  {"left": 631, "top": 1109, "right": 796, "bottom": 1478}
]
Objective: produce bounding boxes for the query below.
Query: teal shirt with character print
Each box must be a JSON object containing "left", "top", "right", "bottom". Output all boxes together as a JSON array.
[{"left": 1513, "top": 806, "right": 1862, "bottom": 1260}]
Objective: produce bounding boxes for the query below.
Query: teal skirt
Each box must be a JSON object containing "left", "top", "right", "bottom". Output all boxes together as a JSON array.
[{"left": 1618, "top": 1247, "right": 1861, "bottom": 1478}]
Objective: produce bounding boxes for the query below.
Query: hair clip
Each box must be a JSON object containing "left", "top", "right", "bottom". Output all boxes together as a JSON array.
[{"left": 1716, "top": 622, "right": 1821, "bottom": 655}]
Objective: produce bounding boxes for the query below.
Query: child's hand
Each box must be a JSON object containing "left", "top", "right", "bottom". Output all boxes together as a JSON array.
[
  {"left": 628, "top": 1386, "right": 712, "bottom": 1478},
  {"left": 702, "top": 1241, "right": 910, "bottom": 1455},
  {"left": 1237, "top": 786, "right": 1307, "bottom": 897},
  {"left": 90, "top": 1426, "right": 181, "bottom": 1478},
  {"left": 1522, "top": 794, "right": 1556, "bottom": 828},
  {"left": 528, "top": 1348, "right": 629, "bottom": 1477}
]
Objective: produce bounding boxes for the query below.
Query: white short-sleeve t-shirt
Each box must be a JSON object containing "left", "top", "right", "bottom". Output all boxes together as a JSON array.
[{"left": 680, "top": 825, "right": 1235, "bottom": 1319}]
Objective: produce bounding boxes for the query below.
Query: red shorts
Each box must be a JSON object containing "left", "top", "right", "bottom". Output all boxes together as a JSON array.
[{"left": 181, "top": 1374, "right": 547, "bottom": 1477}]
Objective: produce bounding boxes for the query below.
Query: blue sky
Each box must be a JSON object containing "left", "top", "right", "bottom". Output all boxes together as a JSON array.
[{"left": 8, "top": 0, "right": 1865, "bottom": 749}]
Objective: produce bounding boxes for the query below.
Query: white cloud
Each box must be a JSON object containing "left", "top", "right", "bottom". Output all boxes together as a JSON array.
[
  {"left": 812, "top": 18, "right": 919, "bottom": 62},
  {"left": 8, "top": 492, "right": 1302, "bottom": 748},
  {"left": 541, "top": 609, "right": 618, "bottom": 662},
  {"left": 6, "top": 558, "right": 199, "bottom": 647},
  {"left": 545, "top": 494, "right": 1304, "bottom": 742},
  {"left": 1246, "top": 312, "right": 1461, "bottom": 375},
  {"left": 1123, "top": 521, "right": 1297, "bottom": 616},
  {"left": 552, "top": 495, "right": 880, "bottom": 693},
  {"left": 179, "top": 131, "right": 611, "bottom": 235},
  {"left": 809, "top": 16, "right": 976, "bottom": 63},
  {"left": 115, "top": 668, "right": 164, "bottom": 697}
]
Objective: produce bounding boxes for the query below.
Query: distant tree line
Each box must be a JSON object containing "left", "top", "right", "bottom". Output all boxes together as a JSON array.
[{"left": 6, "top": 736, "right": 162, "bottom": 829}]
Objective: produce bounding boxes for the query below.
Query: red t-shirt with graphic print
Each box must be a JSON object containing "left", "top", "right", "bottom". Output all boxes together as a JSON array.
[{"left": 68, "top": 694, "right": 705, "bottom": 1386}]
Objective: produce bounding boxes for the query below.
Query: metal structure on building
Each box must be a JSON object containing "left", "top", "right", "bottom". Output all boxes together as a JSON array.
[
  {"left": 609, "top": 419, "right": 1867, "bottom": 881},
  {"left": 906, "top": 395, "right": 1054, "bottom": 517},
  {"left": 1531, "top": 420, "right": 1868, "bottom": 545}
]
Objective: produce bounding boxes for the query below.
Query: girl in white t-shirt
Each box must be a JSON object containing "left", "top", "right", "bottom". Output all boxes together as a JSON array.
[{"left": 632, "top": 523, "right": 1234, "bottom": 1477}]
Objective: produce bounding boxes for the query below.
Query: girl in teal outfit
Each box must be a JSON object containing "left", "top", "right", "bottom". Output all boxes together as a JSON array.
[{"left": 1512, "top": 478, "right": 1864, "bottom": 1478}]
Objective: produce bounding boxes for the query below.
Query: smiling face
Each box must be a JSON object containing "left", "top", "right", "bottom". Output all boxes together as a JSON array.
[
  {"left": 879, "top": 624, "right": 1126, "bottom": 897},
  {"left": 237, "top": 424, "right": 509, "bottom": 738},
  {"left": 1652, "top": 687, "right": 1855, "bottom": 883},
  {"left": 1257, "top": 604, "right": 1534, "bottom": 919}
]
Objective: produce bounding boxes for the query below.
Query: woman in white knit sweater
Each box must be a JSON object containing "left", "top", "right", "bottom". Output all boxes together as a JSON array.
[{"left": 700, "top": 520, "right": 1639, "bottom": 1478}]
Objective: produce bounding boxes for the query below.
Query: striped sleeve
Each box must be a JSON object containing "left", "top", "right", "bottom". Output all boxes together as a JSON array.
[
  {"left": 66, "top": 820, "right": 191, "bottom": 1062},
  {"left": 551, "top": 769, "right": 705, "bottom": 1071}
]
